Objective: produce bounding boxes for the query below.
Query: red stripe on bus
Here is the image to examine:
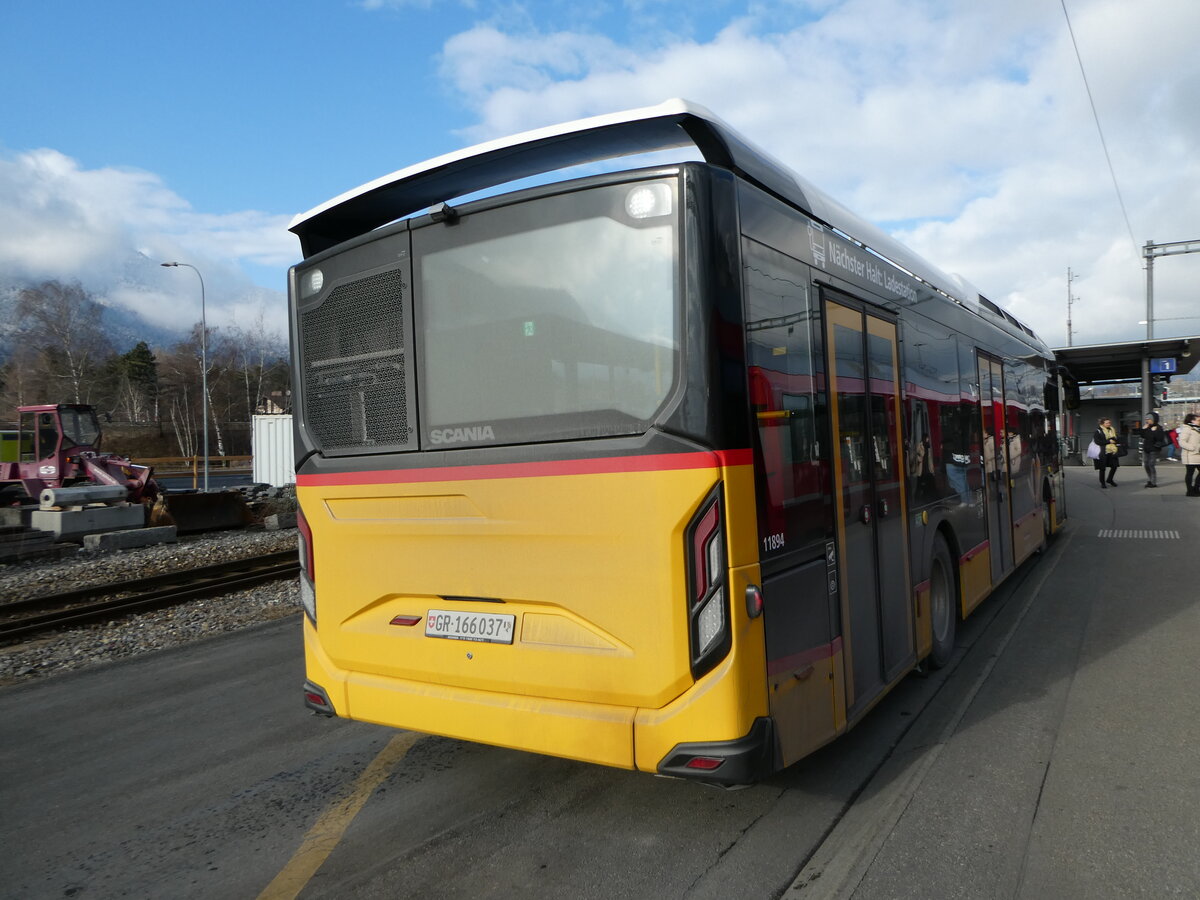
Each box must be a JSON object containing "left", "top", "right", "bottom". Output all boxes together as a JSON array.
[
  {"left": 297, "top": 449, "right": 754, "bottom": 487},
  {"left": 766, "top": 638, "right": 843, "bottom": 678},
  {"left": 1013, "top": 509, "right": 1040, "bottom": 527},
  {"left": 961, "top": 540, "right": 989, "bottom": 563}
]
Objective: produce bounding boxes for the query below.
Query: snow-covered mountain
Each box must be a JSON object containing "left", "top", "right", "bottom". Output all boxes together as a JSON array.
[{"left": 0, "top": 274, "right": 188, "bottom": 361}]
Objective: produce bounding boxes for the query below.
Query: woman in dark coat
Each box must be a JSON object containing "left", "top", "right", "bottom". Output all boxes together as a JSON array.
[{"left": 1093, "top": 417, "right": 1120, "bottom": 488}]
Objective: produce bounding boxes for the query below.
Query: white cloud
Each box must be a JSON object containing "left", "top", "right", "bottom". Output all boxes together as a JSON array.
[
  {"left": 0, "top": 149, "right": 294, "bottom": 340},
  {"left": 435, "top": 0, "right": 1200, "bottom": 346}
]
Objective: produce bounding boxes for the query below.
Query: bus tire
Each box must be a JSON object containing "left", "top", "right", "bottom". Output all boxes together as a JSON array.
[
  {"left": 928, "top": 535, "right": 957, "bottom": 669},
  {"left": 1038, "top": 486, "right": 1053, "bottom": 552}
]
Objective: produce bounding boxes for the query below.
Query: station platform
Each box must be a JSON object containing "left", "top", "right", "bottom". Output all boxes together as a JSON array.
[{"left": 794, "top": 459, "right": 1200, "bottom": 898}]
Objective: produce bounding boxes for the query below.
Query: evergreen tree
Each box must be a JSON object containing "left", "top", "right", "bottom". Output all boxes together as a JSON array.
[{"left": 117, "top": 341, "right": 159, "bottom": 422}]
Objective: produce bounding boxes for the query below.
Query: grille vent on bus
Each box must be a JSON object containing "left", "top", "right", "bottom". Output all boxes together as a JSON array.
[{"left": 300, "top": 268, "right": 410, "bottom": 453}]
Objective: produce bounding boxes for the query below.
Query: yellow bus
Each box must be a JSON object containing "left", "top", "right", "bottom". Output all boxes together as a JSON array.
[{"left": 288, "top": 100, "right": 1069, "bottom": 784}]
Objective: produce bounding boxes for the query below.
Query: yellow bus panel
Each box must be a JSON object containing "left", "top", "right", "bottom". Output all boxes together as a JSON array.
[
  {"left": 633, "top": 561, "right": 769, "bottom": 770},
  {"left": 960, "top": 542, "right": 992, "bottom": 617},
  {"left": 300, "top": 453, "right": 768, "bottom": 771}
]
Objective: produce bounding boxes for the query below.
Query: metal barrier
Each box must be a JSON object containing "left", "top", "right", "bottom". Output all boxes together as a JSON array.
[{"left": 137, "top": 456, "right": 254, "bottom": 490}]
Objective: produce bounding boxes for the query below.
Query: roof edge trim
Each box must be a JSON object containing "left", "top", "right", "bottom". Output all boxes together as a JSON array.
[
  {"left": 291, "top": 99, "right": 727, "bottom": 257},
  {"left": 286, "top": 99, "right": 1044, "bottom": 349}
]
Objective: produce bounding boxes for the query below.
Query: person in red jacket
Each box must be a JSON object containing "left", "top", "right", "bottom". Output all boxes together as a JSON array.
[{"left": 1165, "top": 423, "right": 1181, "bottom": 460}]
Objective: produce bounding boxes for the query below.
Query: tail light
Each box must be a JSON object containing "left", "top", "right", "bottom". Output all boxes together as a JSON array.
[
  {"left": 685, "top": 488, "right": 731, "bottom": 678},
  {"left": 297, "top": 506, "right": 316, "bottom": 625},
  {"left": 303, "top": 680, "right": 334, "bottom": 716}
]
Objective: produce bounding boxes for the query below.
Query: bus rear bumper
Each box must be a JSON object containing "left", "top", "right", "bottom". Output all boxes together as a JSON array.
[
  {"left": 303, "top": 614, "right": 772, "bottom": 778},
  {"left": 655, "top": 717, "right": 776, "bottom": 785},
  {"left": 304, "top": 619, "right": 637, "bottom": 769}
]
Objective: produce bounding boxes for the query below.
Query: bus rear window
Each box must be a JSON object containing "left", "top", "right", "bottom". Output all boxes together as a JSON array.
[{"left": 414, "top": 181, "right": 679, "bottom": 448}]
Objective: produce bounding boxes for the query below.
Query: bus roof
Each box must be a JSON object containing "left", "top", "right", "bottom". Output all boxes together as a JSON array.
[{"left": 290, "top": 99, "right": 1040, "bottom": 347}]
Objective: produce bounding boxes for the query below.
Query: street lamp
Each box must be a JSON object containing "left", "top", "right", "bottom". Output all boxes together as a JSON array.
[{"left": 161, "top": 261, "right": 209, "bottom": 492}]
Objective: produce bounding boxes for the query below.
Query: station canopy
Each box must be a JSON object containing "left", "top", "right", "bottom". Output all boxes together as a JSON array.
[{"left": 1053, "top": 335, "right": 1200, "bottom": 385}]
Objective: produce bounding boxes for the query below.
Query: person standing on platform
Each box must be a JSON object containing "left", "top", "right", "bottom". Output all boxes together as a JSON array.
[
  {"left": 1133, "top": 412, "right": 1168, "bottom": 488},
  {"left": 1164, "top": 424, "right": 1180, "bottom": 461},
  {"left": 1177, "top": 413, "right": 1200, "bottom": 497},
  {"left": 1094, "top": 417, "right": 1120, "bottom": 488}
]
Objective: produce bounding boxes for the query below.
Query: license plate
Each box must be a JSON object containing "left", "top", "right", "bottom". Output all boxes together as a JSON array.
[{"left": 425, "top": 609, "right": 516, "bottom": 644}]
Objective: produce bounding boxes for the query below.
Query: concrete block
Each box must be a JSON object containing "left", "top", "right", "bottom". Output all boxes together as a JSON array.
[
  {"left": 83, "top": 526, "right": 177, "bottom": 552},
  {"left": 30, "top": 503, "right": 146, "bottom": 540},
  {"left": 265, "top": 512, "right": 297, "bottom": 531},
  {"left": 0, "top": 506, "right": 34, "bottom": 528}
]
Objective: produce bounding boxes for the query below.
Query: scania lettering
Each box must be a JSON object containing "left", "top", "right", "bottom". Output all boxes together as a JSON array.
[{"left": 429, "top": 426, "right": 496, "bottom": 445}]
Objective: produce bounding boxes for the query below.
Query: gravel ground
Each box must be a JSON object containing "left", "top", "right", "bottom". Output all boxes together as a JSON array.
[{"left": 0, "top": 528, "right": 301, "bottom": 688}]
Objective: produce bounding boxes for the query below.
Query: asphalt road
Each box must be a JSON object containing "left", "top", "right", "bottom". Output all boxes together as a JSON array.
[{"left": 0, "top": 532, "right": 1056, "bottom": 900}]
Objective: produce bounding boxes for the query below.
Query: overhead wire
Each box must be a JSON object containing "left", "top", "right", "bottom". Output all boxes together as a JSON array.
[{"left": 1060, "top": 0, "right": 1140, "bottom": 262}]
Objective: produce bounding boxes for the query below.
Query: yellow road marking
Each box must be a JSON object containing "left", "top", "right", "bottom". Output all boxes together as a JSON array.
[{"left": 257, "top": 732, "right": 421, "bottom": 900}]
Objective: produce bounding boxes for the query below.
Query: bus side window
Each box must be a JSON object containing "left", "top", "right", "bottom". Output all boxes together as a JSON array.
[{"left": 900, "top": 316, "right": 960, "bottom": 505}]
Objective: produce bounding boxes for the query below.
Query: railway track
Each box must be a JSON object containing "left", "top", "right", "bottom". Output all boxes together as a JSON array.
[{"left": 0, "top": 550, "right": 300, "bottom": 641}]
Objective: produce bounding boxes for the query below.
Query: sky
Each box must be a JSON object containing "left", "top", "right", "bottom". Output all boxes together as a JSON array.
[{"left": 2, "top": 0, "right": 1198, "bottom": 350}]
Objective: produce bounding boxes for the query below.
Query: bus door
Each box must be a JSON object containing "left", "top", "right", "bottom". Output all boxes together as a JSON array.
[
  {"left": 978, "top": 355, "right": 1014, "bottom": 582},
  {"left": 825, "top": 297, "right": 913, "bottom": 718}
]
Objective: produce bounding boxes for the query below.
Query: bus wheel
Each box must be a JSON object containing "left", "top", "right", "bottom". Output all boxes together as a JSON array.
[
  {"left": 1039, "top": 490, "right": 1053, "bottom": 551},
  {"left": 928, "top": 536, "right": 956, "bottom": 669}
]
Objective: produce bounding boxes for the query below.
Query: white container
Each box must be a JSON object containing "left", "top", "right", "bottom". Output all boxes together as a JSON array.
[{"left": 252, "top": 414, "right": 296, "bottom": 486}]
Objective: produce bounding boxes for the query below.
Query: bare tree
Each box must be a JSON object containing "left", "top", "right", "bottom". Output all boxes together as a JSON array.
[
  {"left": 0, "top": 343, "right": 50, "bottom": 420},
  {"left": 14, "top": 281, "right": 113, "bottom": 405},
  {"left": 167, "top": 393, "right": 197, "bottom": 457},
  {"left": 158, "top": 337, "right": 205, "bottom": 457},
  {"left": 227, "top": 313, "right": 289, "bottom": 419}
]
